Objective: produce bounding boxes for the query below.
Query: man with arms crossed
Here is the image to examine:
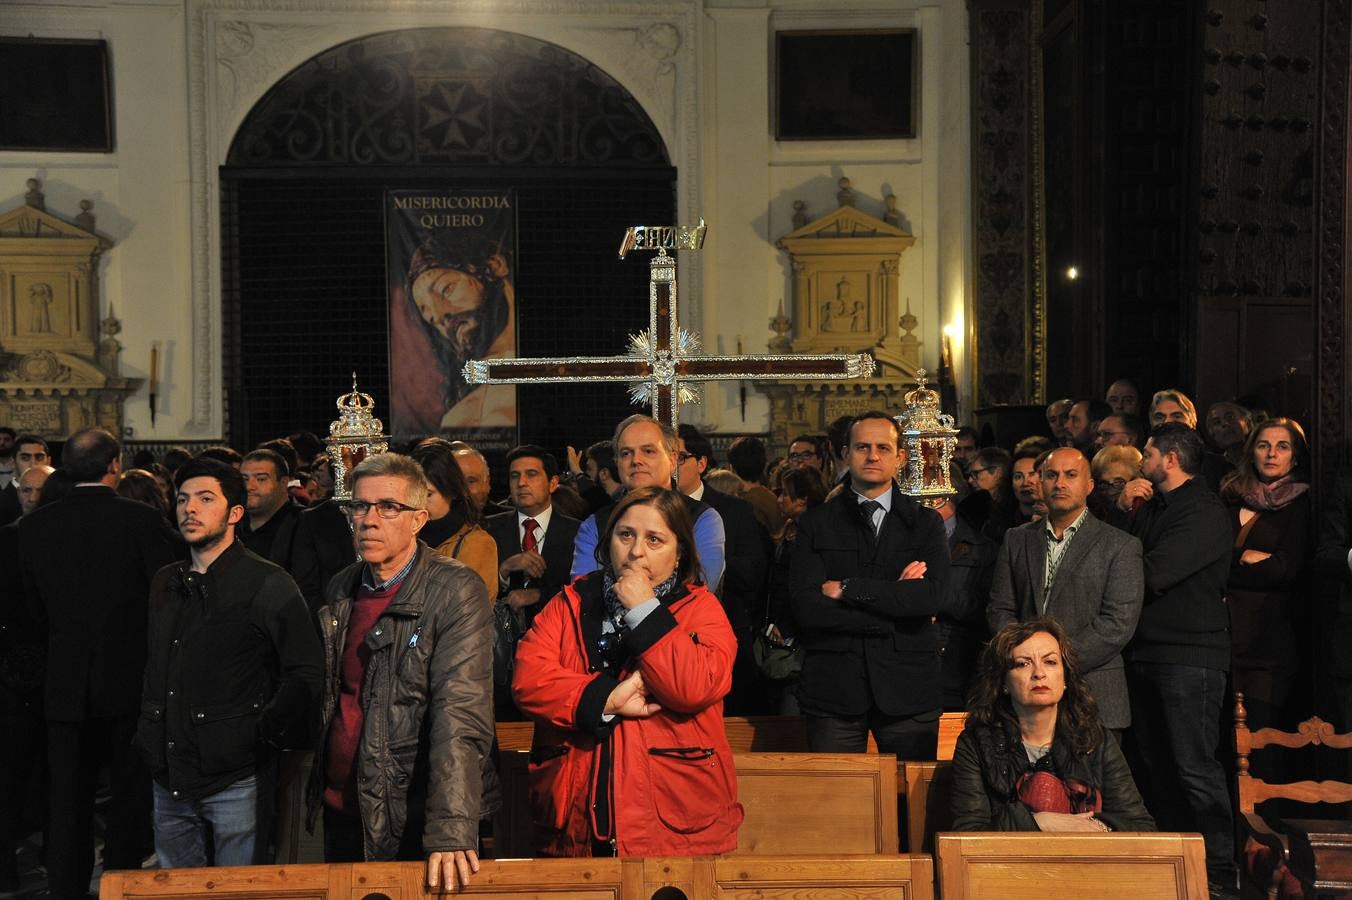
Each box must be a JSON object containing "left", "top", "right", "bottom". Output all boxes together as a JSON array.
[{"left": 789, "top": 411, "right": 950, "bottom": 757}]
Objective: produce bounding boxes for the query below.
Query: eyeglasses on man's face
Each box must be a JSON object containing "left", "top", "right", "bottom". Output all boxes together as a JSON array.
[
  {"left": 787, "top": 450, "right": 818, "bottom": 462},
  {"left": 968, "top": 466, "right": 997, "bottom": 477},
  {"left": 342, "top": 499, "right": 423, "bottom": 519},
  {"left": 676, "top": 451, "right": 695, "bottom": 464}
]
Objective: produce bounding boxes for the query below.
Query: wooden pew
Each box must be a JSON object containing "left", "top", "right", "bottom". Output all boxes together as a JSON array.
[
  {"left": 496, "top": 712, "right": 964, "bottom": 756},
  {"left": 901, "top": 760, "right": 955, "bottom": 853},
  {"left": 99, "top": 858, "right": 629, "bottom": 899},
  {"left": 100, "top": 855, "right": 934, "bottom": 899},
  {"left": 935, "top": 832, "right": 1209, "bottom": 900},
  {"left": 495, "top": 750, "right": 899, "bottom": 858},
  {"left": 733, "top": 752, "right": 898, "bottom": 855}
]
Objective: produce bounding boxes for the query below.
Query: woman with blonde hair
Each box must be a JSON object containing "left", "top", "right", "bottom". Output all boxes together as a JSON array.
[{"left": 1089, "top": 445, "right": 1142, "bottom": 519}]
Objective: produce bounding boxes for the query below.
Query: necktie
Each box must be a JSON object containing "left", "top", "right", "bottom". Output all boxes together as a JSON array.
[
  {"left": 522, "top": 517, "right": 540, "bottom": 554},
  {"left": 859, "top": 500, "right": 882, "bottom": 536}
]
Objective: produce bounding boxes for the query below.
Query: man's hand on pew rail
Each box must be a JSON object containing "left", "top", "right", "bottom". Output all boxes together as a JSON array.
[{"left": 427, "top": 849, "right": 480, "bottom": 892}]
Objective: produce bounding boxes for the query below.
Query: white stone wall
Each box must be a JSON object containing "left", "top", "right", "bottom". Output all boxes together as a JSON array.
[{"left": 0, "top": 0, "right": 970, "bottom": 440}]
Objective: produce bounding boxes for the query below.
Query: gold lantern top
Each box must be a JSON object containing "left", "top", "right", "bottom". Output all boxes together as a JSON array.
[
  {"left": 894, "top": 368, "right": 958, "bottom": 508},
  {"left": 326, "top": 373, "right": 389, "bottom": 501}
]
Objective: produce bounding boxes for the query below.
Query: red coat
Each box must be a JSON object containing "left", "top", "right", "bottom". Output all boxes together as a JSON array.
[{"left": 512, "top": 572, "right": 743, "bottom": 857}]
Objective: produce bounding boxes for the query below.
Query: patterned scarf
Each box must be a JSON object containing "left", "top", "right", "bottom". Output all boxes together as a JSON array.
[
  {"left": 601, "top": 570, "right": 681, "bottom": 634},
  {"left": 1241, "top": 473, "right": 1310, "bottom": 512}
]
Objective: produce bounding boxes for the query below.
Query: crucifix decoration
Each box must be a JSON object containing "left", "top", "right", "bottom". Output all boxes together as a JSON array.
[{"left": 463, "top": 220, "right": 876, "bottom": 426}]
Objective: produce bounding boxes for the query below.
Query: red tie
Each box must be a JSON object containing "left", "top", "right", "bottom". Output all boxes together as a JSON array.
[{"left": 522, "top": 518, "right": 539, "bottom": 554}]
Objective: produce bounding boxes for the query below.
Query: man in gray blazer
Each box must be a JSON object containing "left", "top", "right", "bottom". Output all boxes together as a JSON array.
[{"left": 987, "top": 447, "right": 1144, "bottom": 730}]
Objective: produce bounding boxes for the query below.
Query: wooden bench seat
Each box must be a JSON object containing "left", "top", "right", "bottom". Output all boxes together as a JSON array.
[
  {"left": 935, "top": 832, "right": 1208, "bottom": 900},
  {"left": 100, "top": 854, "right": 934, "bottom": 899}
]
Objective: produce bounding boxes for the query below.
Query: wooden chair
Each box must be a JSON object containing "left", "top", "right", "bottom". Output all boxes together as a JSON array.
[
  {"left": 1234, "top": 691, "right": 1352, "bottom": 899},
  {"left": 935, "top": 832, "right": 1209, "bottom": 899}
]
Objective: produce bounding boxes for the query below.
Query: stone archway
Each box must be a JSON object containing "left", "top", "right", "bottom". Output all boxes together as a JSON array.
[
  {"left": 217, "top": 24, "right": 678, "bottom": 450},
  {"left": 182, "top": 0, "right": 701, "bottom": 437}
]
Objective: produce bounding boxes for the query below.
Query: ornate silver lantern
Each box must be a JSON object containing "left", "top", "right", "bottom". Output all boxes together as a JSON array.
[
  {"left": 325, "top": 374, "right": 389, "bottom": 502},
  {"left": 895, "top": 368, "right": 958, "bottom": 508}
]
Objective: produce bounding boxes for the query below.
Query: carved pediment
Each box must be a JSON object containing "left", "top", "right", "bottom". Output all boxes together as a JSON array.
[
  {"left": 777, "top": 204, "right": 913, "bottom": 247},
  {"left": 0, "top": 204, "right": 107, "bottom": 248}
]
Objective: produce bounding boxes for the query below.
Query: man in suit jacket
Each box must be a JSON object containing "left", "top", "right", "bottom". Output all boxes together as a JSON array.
[
  {"left": 677, "top": 425, "right": 772, "bottom": 714},
  {"left": 987, "top": 447, "right": 1144, "bottom": 731},
  {"left": 20, "top": 428, "right": 180, "bottom": 900},
  {"left": 487, "top": 445, "right": 581, "bottom": 619},
  {"left": 789, "top": 411, "right": 951, "bottom": 758}
]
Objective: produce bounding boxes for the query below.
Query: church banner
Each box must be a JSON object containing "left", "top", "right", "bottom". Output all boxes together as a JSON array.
[{"left": 385, "top": 188, "right": 518, "bottom": 448}]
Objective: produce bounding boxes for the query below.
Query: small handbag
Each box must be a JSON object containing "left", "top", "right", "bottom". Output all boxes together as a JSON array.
[{"left": 752, "top": 628, "right": 802, "bottom": 682}]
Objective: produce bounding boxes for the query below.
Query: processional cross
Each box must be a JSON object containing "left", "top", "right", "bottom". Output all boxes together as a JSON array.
[{"left": 463, "top": 220, "right": 875, "bottom": 426}]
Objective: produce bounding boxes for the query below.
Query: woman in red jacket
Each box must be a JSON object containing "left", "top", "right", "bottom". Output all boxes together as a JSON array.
[{"left": 512, "top": 485, "right": 743, "bottom": 857}]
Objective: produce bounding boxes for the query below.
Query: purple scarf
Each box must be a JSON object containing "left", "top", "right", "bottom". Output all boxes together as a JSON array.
[{"left": 1242, "top": 474, "right": 1309, "bottom": 512}]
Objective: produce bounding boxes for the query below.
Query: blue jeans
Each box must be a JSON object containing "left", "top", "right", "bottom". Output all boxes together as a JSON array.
[
  {"left": 1127, "top": 661, "right": 1236, "bottom": 885},
  {"left": 152, "top": 775, "right": 258, "bottom": 867}
]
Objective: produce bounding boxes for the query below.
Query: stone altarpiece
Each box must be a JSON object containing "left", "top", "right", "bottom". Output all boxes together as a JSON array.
[
  {"left": 757, "top": 192, "right": 920, "bottom": 448},
  {"left": 0, "top": 181, "right": 140, "bottom": 439}
]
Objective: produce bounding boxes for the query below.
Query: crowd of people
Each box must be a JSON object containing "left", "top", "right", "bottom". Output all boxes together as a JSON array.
[{"left": 0, "top": 377, "right": 1348, "bottom": 900}]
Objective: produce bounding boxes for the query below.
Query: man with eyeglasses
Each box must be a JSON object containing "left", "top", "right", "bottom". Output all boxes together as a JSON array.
[
  {"left": 307, "top": 452, "right": 492, "bottom": 893},
  {"left": 569, "top": 415, "right": 725, "bottom": 590}
]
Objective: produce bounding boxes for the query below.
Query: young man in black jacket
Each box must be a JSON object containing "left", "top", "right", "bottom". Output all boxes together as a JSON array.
[
  {"left": 138, "top": 457, "right": 321, "bottom": 867},
  {"left": 1116, "top": 423, "right": 1236, "bottom": 897}
]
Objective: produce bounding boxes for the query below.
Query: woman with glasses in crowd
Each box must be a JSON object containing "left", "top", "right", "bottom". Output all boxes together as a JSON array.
[
  {"left": 409, "top": 437, "right": 498, "bottom": 603},
  {"left": 951, "top": 618, "right": 1154, "bottom": 832},
  {"left": 1219, "top": 417, "right": 1311, "bottom": 730},
  {"left": 513, "top": 486, "right": 742, "bottom": 856}
]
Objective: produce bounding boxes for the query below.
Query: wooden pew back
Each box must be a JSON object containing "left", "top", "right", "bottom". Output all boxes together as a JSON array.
[
  {"left": 495, "top": 712, "right": 966, "bottom": 756},
  {"left": 935, "top": 832, "right": 1208, "bottom": 900},
  {"left": 495, "top": 750, "right": 899, "bottom": 858},
  {"left": 733, "top": 752, "right": 898, "bottom": 854},
  {"left": 100, "top": 855, "right": 933, "bottom": 900}
]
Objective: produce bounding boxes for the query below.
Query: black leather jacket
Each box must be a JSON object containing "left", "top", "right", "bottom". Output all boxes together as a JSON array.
[
  {"left": 305, "top": 544, "right": 494, "bottom": 859},
  {"left": 950, "top": 717, "right": 1156, "bottom": 832}
]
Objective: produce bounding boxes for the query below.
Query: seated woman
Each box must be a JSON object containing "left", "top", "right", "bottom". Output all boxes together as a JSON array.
[
  {"left": 512, "top": 486, "right": 743, "bottom": 856},
  {"left": 951, "top": 618, "right": 1154, "bottom": 832}
]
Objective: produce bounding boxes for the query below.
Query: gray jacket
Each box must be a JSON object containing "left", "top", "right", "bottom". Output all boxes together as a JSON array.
[
  {"left": 987, "top": 513, "right": 1144, "bottom": 729},
  {"left": 306, "top": 543, "right": 493, "bottom": 858}
]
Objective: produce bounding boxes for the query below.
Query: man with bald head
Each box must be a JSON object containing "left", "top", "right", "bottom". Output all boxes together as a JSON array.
[
  {"left": 987, "top": 447, "right": 1145, "bottom": 733},
  {"left": 451, "top": 443, "right": 510, "bottom": 517},
  {"left": 17, "top": 464, "right": 53, "bottom": 517}
]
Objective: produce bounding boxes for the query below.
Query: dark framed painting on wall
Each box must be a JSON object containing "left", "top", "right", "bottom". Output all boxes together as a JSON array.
[
  {"left": 0, "top": 38, "right": 114, "bottom": 152},
  {"left": 775, "top": 29, "right": 917, "bottom": 141}
]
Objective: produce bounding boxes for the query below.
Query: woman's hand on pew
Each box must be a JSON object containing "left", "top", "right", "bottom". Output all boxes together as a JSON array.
[{"left": 427, "top": 848, "right": 480, "bottom": 892}]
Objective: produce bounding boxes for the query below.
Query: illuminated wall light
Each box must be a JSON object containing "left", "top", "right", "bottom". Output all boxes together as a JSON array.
[{"left": 1066, "top": 266, "right": 1080, "bottom": 280}]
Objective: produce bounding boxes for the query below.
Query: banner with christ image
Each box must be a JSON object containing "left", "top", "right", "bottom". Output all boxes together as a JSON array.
[{"left": 385, "top": 189, "right": 518, "bottom": 447}]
